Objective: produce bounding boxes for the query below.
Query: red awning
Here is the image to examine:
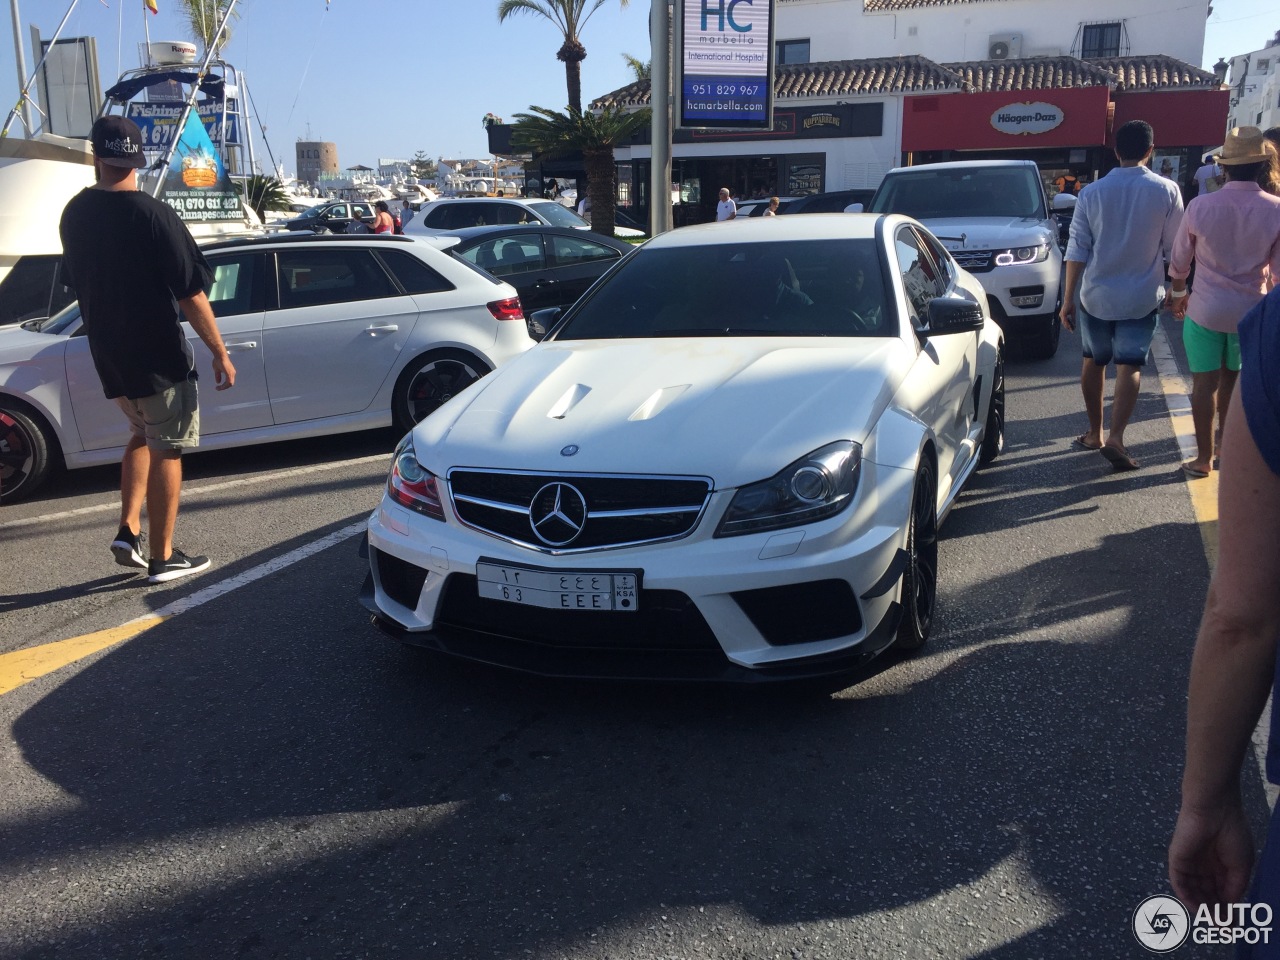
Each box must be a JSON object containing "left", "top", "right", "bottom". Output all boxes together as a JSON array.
[
  {"left": 1110, "top": 89, "right": 1229, "bottom": 148},
  {"left": 902, "top": 86, "right": 1111, "bottom": 152}
]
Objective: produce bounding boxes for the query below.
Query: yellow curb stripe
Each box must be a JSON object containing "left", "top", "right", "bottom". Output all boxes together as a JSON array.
[
  {"left": 0, "top": 616, "right": 167, "bottom": 697},
  {"left": 1150, "top": 324, "right": 1218, "bottom": 566}
]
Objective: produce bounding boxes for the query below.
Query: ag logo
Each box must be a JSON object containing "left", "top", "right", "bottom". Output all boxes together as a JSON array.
[{"left": 1132, "top": 895, "right": 1190, "bottom": 953}]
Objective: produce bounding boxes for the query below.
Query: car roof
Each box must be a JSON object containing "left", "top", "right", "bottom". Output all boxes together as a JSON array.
[
  {"left": 643, "top": 213, "right": 886, "bottom": 249},
  {"left": 200, "top": 233, "right": 421, "bottom": 252},
  {"left": 885, "top": 159, "right": 1039, "bottom": 174},
  {"left": 426, "top": 197, "right": 552, "bottom": 207},
  {"left": 434, "top": 223, "right": 629, "bottom": 247}
]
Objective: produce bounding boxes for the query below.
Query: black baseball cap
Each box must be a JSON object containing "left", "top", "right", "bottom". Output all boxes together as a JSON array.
[{"left": 90, "top": 115, "right": 147, "bottom": 168}]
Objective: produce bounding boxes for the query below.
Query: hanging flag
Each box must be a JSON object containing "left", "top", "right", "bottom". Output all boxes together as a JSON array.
[{"left": 144, "top": 0, "right": 158, "bottom": 13}]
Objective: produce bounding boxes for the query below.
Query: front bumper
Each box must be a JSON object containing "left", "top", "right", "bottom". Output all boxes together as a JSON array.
[{"left": 360, "top": 460, "right": 915, "bottom": 683}]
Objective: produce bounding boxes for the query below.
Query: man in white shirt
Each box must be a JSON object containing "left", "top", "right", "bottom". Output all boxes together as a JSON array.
[
  {"left": 716, "top": 187, "right": 736, "bottom": 221},
  {"left": 1193, "top": 154, "right": 1223, "bottom": 196},
  {"left": 398, "top": 200, "right": 413, "bottom": 231}
]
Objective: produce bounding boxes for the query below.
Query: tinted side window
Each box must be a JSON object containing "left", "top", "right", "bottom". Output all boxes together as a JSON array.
[
  {"left": 917, "top": 231, "right": 957, "bottom": 289},
  {"left": 375, "top": 249, "right": 455, "bottom": 294},
  {"left": 0, "top": 255, "right": 61, "bottom": 326},
  {"left": 549, "top": 235, "right": 620, "bottom": 267},
  {"left": 205, "top": 253, "right": 260, "bottom": 317},
  {"left": 894, "top": 227, "right": 946, "bottom": 323},
  {"left": 423, "top": 204, "right": 450, "bottom": 228},
  {"left": 275, "top": 249, "right": 397, "bottom": 308},
  {"left": 493, "top": 203, "right": 530, "bottom": 225}
]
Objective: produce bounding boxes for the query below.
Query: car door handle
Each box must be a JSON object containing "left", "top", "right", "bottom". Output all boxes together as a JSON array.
[
  {"left": 225, "top": 341, "right": 258, "bottom": 352},
  {"left": 365, "top": 324, "right": 399, "bottom": 335},
  {"left": 533, "top": 279, "right": 557, "bottom": 288}
]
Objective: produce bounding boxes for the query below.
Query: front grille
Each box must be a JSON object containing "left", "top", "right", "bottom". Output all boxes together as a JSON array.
[
  {"left": 951, "top": 250, "right": 994, "bottom": 273},
  {"left": 435, "top": 573, "right": 722, "bottom": 651},
  {"left": 448, "top": 469, "right": 712, "bottom": 553},
  {"left": 374, "top": 547, "right": 429, "bottom": 611},
  {"left": 732, "top": 580, "right": 863, "bottom": 645}
]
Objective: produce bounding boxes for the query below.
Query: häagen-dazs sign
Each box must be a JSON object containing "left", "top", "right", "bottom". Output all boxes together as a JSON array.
[{"left": 990, "top": 101, "right": 1063, "bottom": 136}]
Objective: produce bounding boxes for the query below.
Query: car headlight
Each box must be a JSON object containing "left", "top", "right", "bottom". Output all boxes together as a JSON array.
[
  {"left": 387, "top": 435, "right": 445, "bottom": 520},
  {"left": 993, "top": 242, "right": 1050, "bottom": 267},
  {"left": 715, "top": 441, "right": 861, "bottom": 538}
]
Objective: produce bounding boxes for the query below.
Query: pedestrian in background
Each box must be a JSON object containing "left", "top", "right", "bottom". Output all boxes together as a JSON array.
[
  {"left": 764, "top": 196, "right": 780, "bottom": 217},
  {"left": 1261, "top": 128, "right": 1280, "bottom": 196},
  {"left": 1169, "top": 285, "right": 1280, "bottom": 940},
  {"left": 716, "top": 187, "right": 736, "bottom": 222},
  {"left": 58, "top": 116, "right": 235, "bottom": 583},
  {"left": 1059, "top": 119, "right": 1184, "bottom": 471},
  {"left": 1167, "top": 127, "right": 1280, "bottom": 479},
  {"left": 398, "top": 199, "right": 413, "bottom": 232},
  {"left": 372, "top": 200, "right": 395, "bottom": 234},
  {"left": 1193, "top": 153, "right": 1224, "bottom": 197}
]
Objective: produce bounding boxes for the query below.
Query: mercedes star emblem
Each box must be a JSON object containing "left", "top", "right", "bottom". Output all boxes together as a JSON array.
[{"left": 529, "top": 482, "right": 588, "bottom": 546}]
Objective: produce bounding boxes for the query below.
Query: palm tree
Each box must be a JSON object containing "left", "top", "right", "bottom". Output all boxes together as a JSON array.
[
  {"left": 175, "top": 0, "right": 239, "bottom": 55},
  {"left": 497, "top": 0, "right": 629, "bottom": 113},
  {"left": 510, "top": 105, "right": 650, "bottom": 237},
  {"left": 234, "top": 174, "right": 289, "bottom": 222},
  {"left": 621, "top": 53, "right": 650, "bottom": 82}
]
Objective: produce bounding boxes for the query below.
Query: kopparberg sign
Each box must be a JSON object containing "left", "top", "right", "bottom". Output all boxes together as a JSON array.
[
  {"left": 678, "top": 0, "right": 776, "bottom": 130},
  {"left": 990, "top": 101, "right": 1064, "bottom": 136}
]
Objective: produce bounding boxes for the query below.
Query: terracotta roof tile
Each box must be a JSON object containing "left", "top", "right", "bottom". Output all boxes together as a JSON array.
[
  {"left": 1087, "top": 55, "right": 1221, "bottom": 90},
  {"left": 861, "top": 0, "right": 1001, "bottom": 10},
  {"left": 942, "top": 57, "right": 1115, "bottom": 92}
]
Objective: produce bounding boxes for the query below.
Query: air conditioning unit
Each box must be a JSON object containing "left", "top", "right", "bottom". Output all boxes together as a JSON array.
[{"left": 988, "top": 34, "right": 1023, "bottom": 60}]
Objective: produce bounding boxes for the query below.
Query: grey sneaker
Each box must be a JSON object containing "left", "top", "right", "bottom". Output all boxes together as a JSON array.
[
  {"left": 147, "top": 548, "right": 211, "bottom": 584},
  {"left": 110, "top": 525, "right": 147, "bottom": 569}
]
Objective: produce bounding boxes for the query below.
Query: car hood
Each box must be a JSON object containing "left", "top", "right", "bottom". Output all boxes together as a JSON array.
[
  {"left": 914, "top": 216, "right": 1053, "bottom": 251},
  {"left": 0, "top": 324, "right": 64, "bottom": 359},
  {"left": 412, "top": 338, "right": 907, "bottom": 487}
]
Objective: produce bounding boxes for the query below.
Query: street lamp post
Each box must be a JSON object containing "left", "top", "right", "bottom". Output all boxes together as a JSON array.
[{"left": 649, "top": 0, "right": 672, "bottom": 236}]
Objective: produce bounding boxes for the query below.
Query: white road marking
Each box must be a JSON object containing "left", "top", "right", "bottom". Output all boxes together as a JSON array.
[{"left": 0, "top": 453, "right": 389, "bottom": 532}]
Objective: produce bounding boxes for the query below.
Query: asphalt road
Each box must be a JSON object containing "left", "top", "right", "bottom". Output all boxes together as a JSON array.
[{"left": 0, "top": 321, "right": 1262, "bottom": 959}]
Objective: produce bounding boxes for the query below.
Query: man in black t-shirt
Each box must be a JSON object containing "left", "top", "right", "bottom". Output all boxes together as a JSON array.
[{"left": 59, "top": 116, "right": 236, "bottom": 584}]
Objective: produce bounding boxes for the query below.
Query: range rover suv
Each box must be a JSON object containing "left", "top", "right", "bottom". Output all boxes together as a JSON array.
[{"left": 867, "top": 160, "right": 1062, "bottom": 358}]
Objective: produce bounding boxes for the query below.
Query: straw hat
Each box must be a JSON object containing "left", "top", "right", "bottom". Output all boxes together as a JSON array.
[{"left": 1216, "top": 126, "right": 1274, "bottom": 165}]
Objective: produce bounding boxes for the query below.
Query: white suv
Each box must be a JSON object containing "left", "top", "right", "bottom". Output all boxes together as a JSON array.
[
  {"left": 406, "top": 197, "right": 643, "bottom": 238},
  {"left": 867, "top": 160, "right": 1062, "bottom": 358}
]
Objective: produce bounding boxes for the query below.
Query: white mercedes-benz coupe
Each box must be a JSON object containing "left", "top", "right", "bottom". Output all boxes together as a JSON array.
[{"left": 361, "top": 215, "right": 1005, "bottom": 683}]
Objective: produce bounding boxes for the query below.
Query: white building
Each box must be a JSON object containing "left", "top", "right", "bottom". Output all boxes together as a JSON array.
[{"left": 1223, "top": 32, "right": 1280, "bottom": 133}]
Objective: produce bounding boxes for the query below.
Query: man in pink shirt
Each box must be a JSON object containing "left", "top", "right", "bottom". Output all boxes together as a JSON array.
[{"left": 1168, "top": 127, "right": 1280, "bottom": 478}]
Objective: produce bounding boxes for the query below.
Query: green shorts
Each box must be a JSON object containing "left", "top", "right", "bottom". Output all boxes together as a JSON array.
[
  {"left": 1182, "top": 317, "right": 1241, "bottom": 374},
  {"left": 114, "top": 379, "right": 200, "bottom": 452}
]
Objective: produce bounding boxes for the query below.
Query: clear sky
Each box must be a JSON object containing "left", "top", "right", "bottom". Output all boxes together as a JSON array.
[{"left": 0, "top": 0, "right": 1275, "bottom": 177}]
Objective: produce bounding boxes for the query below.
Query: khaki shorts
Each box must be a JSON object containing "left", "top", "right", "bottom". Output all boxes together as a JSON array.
[{"left": 115, "top": 379, "right": 200, "bottom": 452}]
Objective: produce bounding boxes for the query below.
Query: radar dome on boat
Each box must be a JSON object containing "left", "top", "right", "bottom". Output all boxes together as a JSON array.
[{"left": 148, "top": 41, "right": 198, "bottom": 65}]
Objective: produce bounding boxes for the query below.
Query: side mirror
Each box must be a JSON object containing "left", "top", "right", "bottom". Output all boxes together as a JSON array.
[
  {"left": 1051, "top": 194, "right": 1077, "bottom": 213},
  {"left": 527, "top": 306, "right": 563, "bottom": 341},
  {"left": 924, "top": 296, "right": 985, "bottom": 335},
  {"left": 845, "top": 202, "right": 865, "bottom": 213}
]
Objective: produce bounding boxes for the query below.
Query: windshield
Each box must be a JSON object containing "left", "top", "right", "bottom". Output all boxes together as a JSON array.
[
  {"left": 530, "top": 201, "right": 588, "bottom": 228},
  {"left": 297, "top": 203, "right": 328, "bottom": 218},
  {"left": 554, "top": 239, "right": 890, "bottom": 340},
  {"left": 32, "top": 300, "right": 81, "bottom": 335},
  {"left": 870, "top": 167, "right": 1046, "bottom": 220}
]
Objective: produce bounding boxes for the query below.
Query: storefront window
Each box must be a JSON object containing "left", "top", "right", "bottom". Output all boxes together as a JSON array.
[{"left": 786, "top": 156, "right": 824, "bottom": 196}]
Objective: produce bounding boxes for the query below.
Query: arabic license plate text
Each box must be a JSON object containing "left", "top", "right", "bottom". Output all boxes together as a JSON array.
[{"left": 476, "top": 562, "right": 639, "bottom": 612}]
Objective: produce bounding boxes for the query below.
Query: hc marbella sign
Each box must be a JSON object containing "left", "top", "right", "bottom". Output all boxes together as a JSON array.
[
  {"left": 990, "top": 101, "right": 1064, "bottom": 136},
  {"left": 679, "top": 0, "right": 775, "bottom": 130}
]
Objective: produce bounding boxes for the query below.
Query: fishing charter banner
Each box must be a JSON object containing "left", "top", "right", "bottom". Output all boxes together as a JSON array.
[
  {"left": 678, "top": 0, "right": 775, "bottom": 130},
  {"left": 126, "top": 100, "right": 241, "bottom": 150},
  {"left": 158, "top": 109, "right": 242, "bottom": 223}
]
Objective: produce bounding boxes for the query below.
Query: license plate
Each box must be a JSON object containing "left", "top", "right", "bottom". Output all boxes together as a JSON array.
[{"left": 475, "top": 561, "right": 640, "bottom": 612}]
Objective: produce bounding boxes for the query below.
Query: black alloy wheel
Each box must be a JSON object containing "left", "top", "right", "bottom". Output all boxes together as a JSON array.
[
  {"left": 392, "top": 349, "right": 491, "bottom": 432},
  {"left": 979, "top": 348, "right": 1006, "bottom": 466},
  {"left": 0, "top": 405, "right": 54, "bottom": 503},
  {"left": 895, "top": 457, "right": 939, "bottom": 652}
]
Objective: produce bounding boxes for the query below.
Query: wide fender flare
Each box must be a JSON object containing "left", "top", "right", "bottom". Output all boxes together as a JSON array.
[
  {"left": 865, "top": 405, "right": 933, "bottom": 477},
  {"left": 976, "top": 329, "right": 1004, "bottom": 412}
]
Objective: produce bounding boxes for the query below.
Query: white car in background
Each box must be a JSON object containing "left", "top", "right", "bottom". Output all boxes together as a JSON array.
[
  {"left": 361, "top": 215, "right": 1005, "bottom": 684},
  {"left": 0, "top": 234, "right": 534, "bottom": 502},
  {"left": 866, "top": 160, "right": 1063, "bottom": 359},
  {"left": 406, "top": 197, "right": 644, "bottom": 239}
]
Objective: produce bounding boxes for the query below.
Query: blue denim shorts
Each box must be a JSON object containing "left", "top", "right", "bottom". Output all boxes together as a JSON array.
[{"left": 1079, "top": 306, "right": 1158, "bottom": 367}]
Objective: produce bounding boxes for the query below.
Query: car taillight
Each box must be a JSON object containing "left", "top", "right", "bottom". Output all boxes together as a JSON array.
[
  {"left": 487, "top": 297, "right": 525, "bottom": 322},
  {"left": 388, "top": 442, "right": 445, "bottom": 520}
]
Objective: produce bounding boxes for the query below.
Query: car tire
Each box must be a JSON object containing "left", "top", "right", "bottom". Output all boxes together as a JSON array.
[
  {"left": 1023, "top": 312, "right": 1060, "bottom": 361},
  {"left": 0, "top": 403, "right": 56, "bottom": 503},
  {"left": 894, "top": 457, "right": 939, "bottom": 653},
  {"left": 979, "top": 348, "right": 1005, "bottom": 466},
  {"left": 392, "top": 349, "right": 492, "bottom": 432}
]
